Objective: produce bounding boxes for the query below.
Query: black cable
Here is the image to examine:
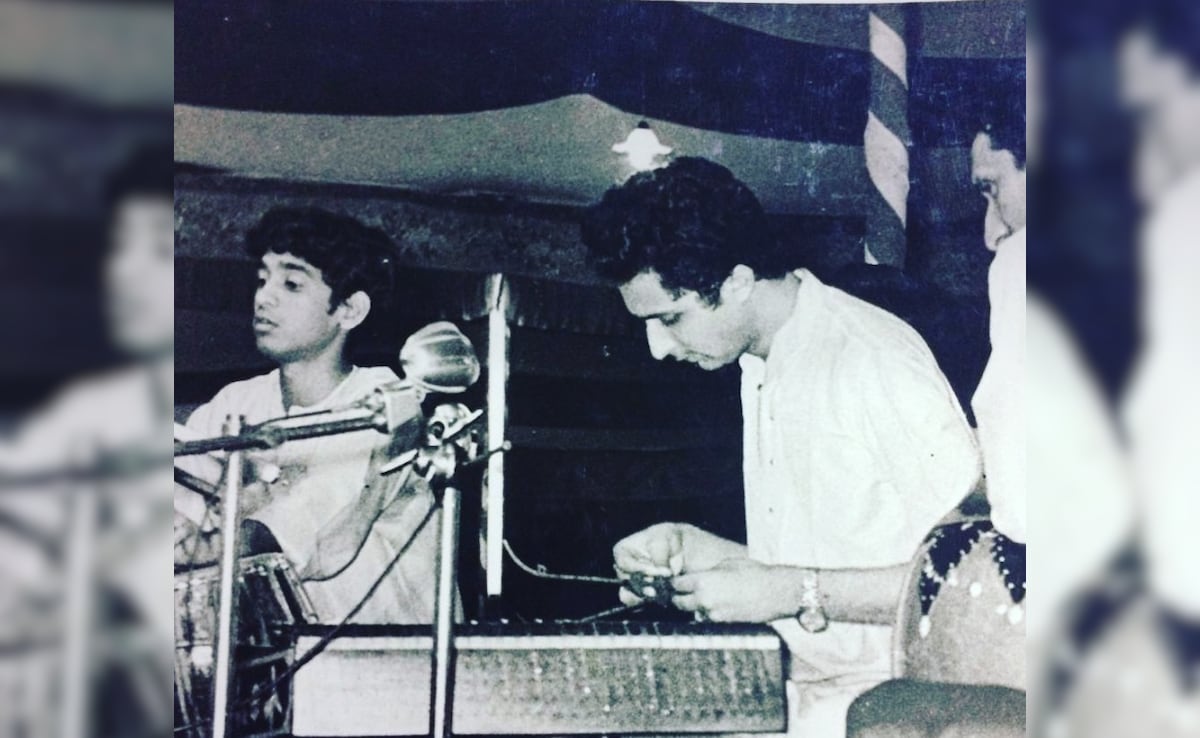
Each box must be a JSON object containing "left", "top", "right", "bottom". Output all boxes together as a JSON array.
[
  {"left": 569, "top": 602, "right": 646, "bottom": 623},
  {"left": 502, "top": 538, "right": 621, "bottom": 585}
]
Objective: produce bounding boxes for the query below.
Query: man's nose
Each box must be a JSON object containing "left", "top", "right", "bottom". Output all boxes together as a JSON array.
[
  {"left": 984, "top": 201, "right": 1011, "bottom": 251},
  {"left": 645, "top": 321, "right": 676, "bottom": 361},
  {"left": 254, "top": 284, "right": 274, "bottom": 311}
]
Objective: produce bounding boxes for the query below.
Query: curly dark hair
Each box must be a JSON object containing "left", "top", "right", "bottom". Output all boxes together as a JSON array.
[
  {"left": 981, "top": 120, "right": 1026, "bottom": 170},
  {"left": 978, "top": 74, "right": 1027, "bottom": 168},
  {"left": 245, "top": 208, "right": 399, "bottom": 361},
  {"left": 580, "top": 157, "right": 791, "bottom": 304},
  {"left": 246, "top": 206, "right": 397, "bottom": 314}
]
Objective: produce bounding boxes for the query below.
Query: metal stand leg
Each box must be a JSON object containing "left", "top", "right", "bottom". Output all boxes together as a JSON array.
[
  {"left": 430, "top": 487, "right": 460, "bottom": 738},
  {"left": 61, "top": 473, "right": 97, "bottom": 738},
  {"left": 212, "top": 415, "right": 244, "bottom": 738}
]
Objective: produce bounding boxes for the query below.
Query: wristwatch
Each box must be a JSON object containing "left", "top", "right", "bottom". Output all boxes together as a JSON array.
[{"left": 797, "top": 568, "right": 829, "bottom": 633}]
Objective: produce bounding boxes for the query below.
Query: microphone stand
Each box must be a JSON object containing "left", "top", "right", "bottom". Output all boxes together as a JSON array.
[
  {"left": 175, "top": 382, "right": 422, "bottom": 458},
  {"left": 430, "top": 481, "right": 460, "bottom": 738},
  {"left": 177, "top": 405, "right": 401, "bottom": 738},
  {"left": 173, "top": 398, "right": 487, "bottom": 738},
  {"left": 174, "top": 408, "right": 386, "bottom": 457},
  {"left": 211, "top": 415, "right": 244, "bottom": 738},
  {"left": 420, "top": 422, "right": 506, "bottom": 738}
]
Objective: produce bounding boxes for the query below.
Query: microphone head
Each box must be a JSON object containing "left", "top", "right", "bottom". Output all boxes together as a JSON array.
[{"left": 399, "top": 321, "right": 481, "bottom": 394}]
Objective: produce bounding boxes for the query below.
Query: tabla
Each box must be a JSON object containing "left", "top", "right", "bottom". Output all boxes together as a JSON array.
[{"left": 174, "top": 553, "right": 314, "bottom": 738}]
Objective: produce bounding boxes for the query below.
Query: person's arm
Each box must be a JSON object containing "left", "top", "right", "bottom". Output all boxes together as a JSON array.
[
  {"left": 300, "top": 459, "right": 417, "bottom": 581},
  {"left": 614, "top": 523, "right": 907, "bottom": 623},
  {"left": 670, "top": 558, "right": 908, "bottom": 624},
  {"left": 300, "top": 401, "right": 427, "bottom": 580}
]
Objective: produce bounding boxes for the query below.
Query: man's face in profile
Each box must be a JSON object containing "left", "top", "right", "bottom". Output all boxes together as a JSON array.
[
  {"left": 618, "top": 269, "right": 752, "bottom": 371},
  {"left": 1119, "top": 28, "right": 1200, "bottom": 203},
  {"left": 106, "top": 195, "right": 174, "bottom": 358},
  {"left": 970, "top": 133, "right": 1027, "bottom": 251}
]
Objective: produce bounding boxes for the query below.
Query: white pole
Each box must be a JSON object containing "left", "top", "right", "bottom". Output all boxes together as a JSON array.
[
  {"left": 430, "top": 487, "right": 461, "bottom": 738},
  {"left": 485, "top": 275, "right": 508, "bottom": 597},
  {"left": 211, "top": 415, "right": 244, "bottom": 738}
]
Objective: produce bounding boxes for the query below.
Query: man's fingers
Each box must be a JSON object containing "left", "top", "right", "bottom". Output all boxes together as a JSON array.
[
  {"left": 668, "top": 526, "right": 685, "bottom": 569},
  {"left": 646, "top": 529, "right": 683, "bottom": 568},
  {"left": 671, "top": 593, "right": 702, "bottom": 612},
  {"left": 670, "top": 573, "right": 698, "bottom": 594},
  {"left": 613, "top": 524, "right": 687, "bottom": 579},
  {"left": 618, "top": 587, "right": 644, "bottom": 607},
  {"left": 613, "top": 548, "right": 673, "bottom": 577}
]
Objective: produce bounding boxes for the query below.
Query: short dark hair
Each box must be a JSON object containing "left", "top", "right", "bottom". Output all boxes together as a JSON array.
[
  {"left": 245, "top": 206, "right": 397, "bottom": 321},
  {"left": 1142, "top": 0, "right": 1200, "bottom": 72},
  {"left": 580, "top": 157, "right": 791, "bottom": 304},
  {"left": 105, "top": 142, "right": 174, "bottom": 211},
  {"left": 979, "top": 71, "right": 1027, "bottom": 170}
]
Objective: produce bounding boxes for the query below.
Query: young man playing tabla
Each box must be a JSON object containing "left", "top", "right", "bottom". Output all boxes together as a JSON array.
[{"left": 175, "top": 206, "right": 445, "bottom": 624}]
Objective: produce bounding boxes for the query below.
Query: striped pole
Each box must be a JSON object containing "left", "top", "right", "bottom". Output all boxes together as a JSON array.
[{"left": 864, "top": 5, "right": 911, "bottom": 267}]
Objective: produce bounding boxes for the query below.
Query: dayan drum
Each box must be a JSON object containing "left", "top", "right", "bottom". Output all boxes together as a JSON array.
[
  {"left": 174, "top": 553, "right": 315, "bottom": 738},
  {"left": 893, "top": 518, "right": 1027, "bottom": 690}
]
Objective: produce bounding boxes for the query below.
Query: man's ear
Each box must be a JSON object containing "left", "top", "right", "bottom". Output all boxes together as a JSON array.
[
  {"left": 720, "top": 264, "right": 757, "bottom": 304},
  {"left": 336, "top": 291, "right": 372, "bottom": 332}
]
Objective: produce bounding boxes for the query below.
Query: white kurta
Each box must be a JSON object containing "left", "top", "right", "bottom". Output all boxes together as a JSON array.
[
  {"left": 972, "top": 228, "right": 1027, "bottom": 543},
  {"left": 740, "top": 270, "right": 981, "bottom": 737},
  {"left": 980, "top": 229, "right": 1134, "bottom": 644},
  {"left": 179, "top": 366, "right": 442, "bottom": 624},
  {"left": 1123, "top": 168, "right": 1200, "bottom": 618}
]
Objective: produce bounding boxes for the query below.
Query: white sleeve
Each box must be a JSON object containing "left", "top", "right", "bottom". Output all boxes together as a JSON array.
[
  {"left": 863, "top": 349, "right": 983, "bottom": 547},
  {"left": 768, "top": 348, "right": 980, "bottom": 568},
  {"left": 1123, "top": 184, "right": 1200, "bottom": 617},
  {"left": 973, "top": 241, "right": 1027, "bottom": 542}
]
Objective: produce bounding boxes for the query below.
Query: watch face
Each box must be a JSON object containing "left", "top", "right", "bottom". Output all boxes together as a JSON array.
[{"left": 800, "top": 608, "right": 829, "bottom": 633}]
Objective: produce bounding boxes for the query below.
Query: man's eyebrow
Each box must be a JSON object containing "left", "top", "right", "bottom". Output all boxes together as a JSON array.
[
  {"left": 272, "top": 259, "right": 317, "bottom": 275},
  {"left": 633, "top": 309, "right": 678, "bottom": 321}
]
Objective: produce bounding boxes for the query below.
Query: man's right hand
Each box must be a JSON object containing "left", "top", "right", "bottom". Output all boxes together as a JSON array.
[
  {"left": 612, "top": 523, "right": 749, "bottom": 607},
  {"left": 614, "top": 523, "right": 685, "bottom": 606},
  {"left": 614, "top": 522, "right": 686, "bottom": 579}
]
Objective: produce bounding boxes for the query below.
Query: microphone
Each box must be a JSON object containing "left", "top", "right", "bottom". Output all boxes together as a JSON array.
[
  {"left": 397, "top": 321, "right": 481, "bottom": 394},
  {"left": 348, "top": 321, "right": 482, "bottom": 430},
  {"left": 347, "top": 321, "right": 482, "bottom": 433},
  {"left": 174, "top": 322, "right": 482, "bottom": 456}
]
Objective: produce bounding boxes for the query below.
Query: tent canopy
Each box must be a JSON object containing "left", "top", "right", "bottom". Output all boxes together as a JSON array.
[{"left": 175, "top": 0, "right": 1025, "bottom": 226}]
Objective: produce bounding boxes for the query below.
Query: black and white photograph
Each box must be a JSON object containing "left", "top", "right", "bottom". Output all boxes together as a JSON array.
[
  {"left": 15, "top": 1, "right": 1200, "bottom": 737},
  {"left": 171, "top": 2, "right": 1026, "bottom": 738}
]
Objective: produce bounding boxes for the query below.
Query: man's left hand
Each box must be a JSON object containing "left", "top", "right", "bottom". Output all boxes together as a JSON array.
[{"left": 670, "top": 558, "right": 798, "bottom": 623}]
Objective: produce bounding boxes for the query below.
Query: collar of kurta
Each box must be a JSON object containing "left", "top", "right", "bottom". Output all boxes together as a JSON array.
[{"left": 749, "top": 268, "right": 823, "bottom": 388}]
